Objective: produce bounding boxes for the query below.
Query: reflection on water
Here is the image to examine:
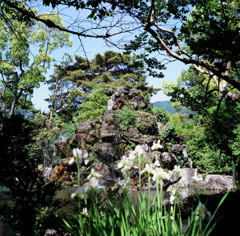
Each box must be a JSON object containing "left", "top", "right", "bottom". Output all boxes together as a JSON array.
[
  {"left": 56, "top": 186, "right": 222, "bottom": 202},
  {"left": 55, "top": 186, "right": 224, "bottom": 213}
]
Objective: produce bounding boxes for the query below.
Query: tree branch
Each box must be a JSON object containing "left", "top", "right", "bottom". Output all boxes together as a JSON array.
[
  {"left": 3, "top": 0, "right": 138, "bottom": 39},
  {"left": 144, "top": 22, "right": 240, "bottom": 93}
]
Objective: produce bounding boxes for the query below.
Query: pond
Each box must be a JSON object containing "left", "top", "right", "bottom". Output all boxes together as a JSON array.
[
  {"left": 1, "top": 186, "right": 240, "bottom": 235},
  {"left": 55, "top": 186, "right": 240, "bottom": 236},
  {"left": 55, "top": 185, "right": 224, "bottom": 213}
]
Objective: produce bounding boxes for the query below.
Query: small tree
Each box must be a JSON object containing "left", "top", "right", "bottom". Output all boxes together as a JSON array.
[
  {"left": 0, "top": 6, "right": 72, "bottom": 235},
  {"left": 0, "top": 6, "right": 71, "bottom": 130}
]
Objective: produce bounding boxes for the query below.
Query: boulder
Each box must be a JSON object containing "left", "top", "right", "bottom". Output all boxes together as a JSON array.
[
  {"left": 102, "top": 110, "right": 116, "bottom": 124},
  {"left": 93, "top": 162, "right": 117, "bottom": 187},
  {"left": 69, "top": 133, "right": 87, "bottom": 149},
  {"left": 76, "top": 121, "right": 92, "bottom": 134},
  {"left": 130, "top": 95, "right": 147, "bottom": 110},
  {"left": 160, "top": 152, "right": 178, "bottom": 170},
  {"left": 202, "top": 175, "right": 236, "bottom": 191},
  {"left": 125, "top": 127, "right": 144, "bottom": 144},
  {"left": 151, "top": 151, "right": 161, "bottom": 162},
  {"left": 107, "top": 98, "right": 115, "bottom": 110},
  {"left": 55, "top": 141, "right": 69, "bottom": 155},
  {"left": 172, "top": 144, "right": 183, "bottom": 153},
  {"left": 101, "top": 122, "right": 118, "bottom": 138},
  {"left": 91, "top": 118, "right": 102, "bottom": 129},
  {"left": 92, "top": 142, "right": 117, "bottom": 163},
  {"left": 173, "top": 169, "right": 236, "bottom": 191},
  {"left": 85, "top": 129, "right": 101, "bottom": 144},
  {"left": 175, "top": 168, "right": 198, "bottom": 187}
]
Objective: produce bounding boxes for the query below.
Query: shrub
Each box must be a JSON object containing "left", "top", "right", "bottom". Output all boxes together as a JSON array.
[
  {"left": 152, "top": 107, "right": 170, "bottom": 124},
  {"left": 134, "top": 111, "right": 158, "bottom": 135},
  {"left": 118, "top": 107, "right": 136, "bottom": 127}
]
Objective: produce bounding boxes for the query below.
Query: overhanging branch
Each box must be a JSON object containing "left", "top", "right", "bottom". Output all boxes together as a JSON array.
[{"left": 2, "top": 0, "right": 139, "bottom": 39}]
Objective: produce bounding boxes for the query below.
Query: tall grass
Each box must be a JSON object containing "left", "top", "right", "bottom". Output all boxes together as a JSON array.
[
  {"left": 62, "top": 148, "right": 228, "bottom": 235},
  {"left": 62, "top": 184, "right": 228, "bottom": 236}
]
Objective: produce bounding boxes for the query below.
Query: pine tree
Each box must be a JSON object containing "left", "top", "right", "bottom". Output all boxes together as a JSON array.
[{"left": 47, "top": 50, "right": 159, "bottom": 123}]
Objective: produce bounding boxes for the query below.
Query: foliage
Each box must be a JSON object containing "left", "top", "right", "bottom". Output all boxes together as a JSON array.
[
  {"left": 33, "top": 112, "right": 71, "bottom": 166},
  {"left": 47, "top": 51, "right": 158, "bottom": 123},
  {"left": 2, "top": 0, "right": 240, "bottom": 100},
  {"left": 74, "top": 85, "right": 108, "bottom": 123},
  {"left": 117, "top": 107, "right": 136, "bottom": 128},
  {"left": 163, "top": 67, "right": 218, "bottom": 113},
  {"left": 0, "top": 6, "right": 72, "bottom": 235},
  {"left": 0, "top": 2, "right": 239, "bottom": 233},
  {"left": 0, "top": 115, "right": 64, "bottom": 235},
  {"left": 229, "top": 124, "right": 240, "bottom": 158},
  {"left": 124, "top": 0, "right": 240, "bottom": 101},
  {"left": 63, "top": 192, "right": 225, "bottom": 236},
  {"left": 134, "top": 111, "right": 158, "bottom": 135},
  {"left": 159, "top": 121, "right": 175, "bottom": 142},
  {"left": 0, "top": 6, "right": 71, "bottom": 121},
  {"left": 151, "top": 106, "right": 170, "bottom": 124},
  {"left": 169, "top": 114, "right": 232, "bottom": 173},
  {"left": 162, "top": 66, "right": 240, "bottom": 174}
]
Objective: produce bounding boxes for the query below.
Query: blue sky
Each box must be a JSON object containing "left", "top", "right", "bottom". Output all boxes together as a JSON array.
[{"left": 31, "top": 7, "right": 189, "bottom": 112}]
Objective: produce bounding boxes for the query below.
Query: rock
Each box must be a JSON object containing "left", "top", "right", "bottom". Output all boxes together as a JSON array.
[
  {"left": 173, "top": 169, "right": 236, "bottom": 191},
  {"left": 43, "top": 167, "right": 53, "bottom": 180},
  {"left": 101, "top": 122, "right": 118, "bottom": 138},
  {"left": 76, "top": 121, "right": 92, "bottom": 133},
  {"left": 135, "top": 144, "right": 151, "bottom": 161},
  {"left": 55, "top": 141, "right": 69, "bottom": 155},
  {"left": 93, "top": 162, "right": 117, "bottom": 187},
  {"left": 107, "top": 98, "right": 115, "bottom": 110},
  {"left": 157, "top": 122, "right": 165, "bottom": 133},
  {"left": 175, "top": 168, "right": 198, "bottom": 187},
  {"left": 151, "top": 151, "right": 161, "bottom": 162},
  {"left": 130, "top": 95, "right": 147, "bottom": 110},
  {"left": 110, "top": 133, "right": 122, "bottom": 145},
  {"left": 172, "top": 144, "right": 183, "bottom": 153},
  {"left": 135, "top": 111, "right": 158, "bottom": 135},
  {"left": 49, "top": 165, "right": 68, "bottom": 181},
  {"left": 129, "top": 88, "right": 137, "bottom": 98},
  {"left": 69, "top": 133, "right": 87, "bottom": 149},
  {"left": 61, "top": 157, "right": 72, "bottom": 166},
  {"left": 172, "top": 144, "right": 192, "bottom": 168},
  {"left": 203, "top": 175, "right": 236, "bottom": 191},
  {"left": 102, "top": 110, "right": 116, "bottom": 123},
  {"left": 106, "top": 89, "right": 148, "bottom": 111},
  {"left": 125, "top": 127, "right": 144, "bottom": 143},
  {"left": 160, "top": 152, "right": 177, "bottom": 170},
  {"left": 144, "top": 136, "right": 159, "bottom": 145},
  {"left": 91, "top": 118, "right": 102, "bottom": 129},
  {"left": 92, "top": 142, "right": 117, "bottom": 163},
  {"left": 85, "top": 129, "right": 101, "bottom": 144},
  {"left": 101, "top": 110, "right": 120, "bottom": 143}
]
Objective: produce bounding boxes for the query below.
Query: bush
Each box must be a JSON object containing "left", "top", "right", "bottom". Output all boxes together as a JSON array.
[
  {"left": 134, "top": 111, "right": 158, "bottom": 135},
  {"left": 152, "top": 107, "right": 170, "bottom": 124},
  {"left": 118, "top": 107, "right": 136, "bottom": 127}
]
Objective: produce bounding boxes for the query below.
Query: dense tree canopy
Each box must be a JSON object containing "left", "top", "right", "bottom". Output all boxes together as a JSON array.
[
  {"left": 47, "top": 50, "right": 158, "bottom": 122},
  {"left": 0, "top": 4, "right": 71, "bottom": 134},
  {"left": 1, "top": 0, "right": 240, "bottom": 102},
  {"left": 163, "top": 67, "right": 240, "bottom": 175}
]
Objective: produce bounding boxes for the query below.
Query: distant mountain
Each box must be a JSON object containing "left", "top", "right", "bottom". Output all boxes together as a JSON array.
[{"left": 152, "top": 100, "right": 195, "bottom": 115}]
